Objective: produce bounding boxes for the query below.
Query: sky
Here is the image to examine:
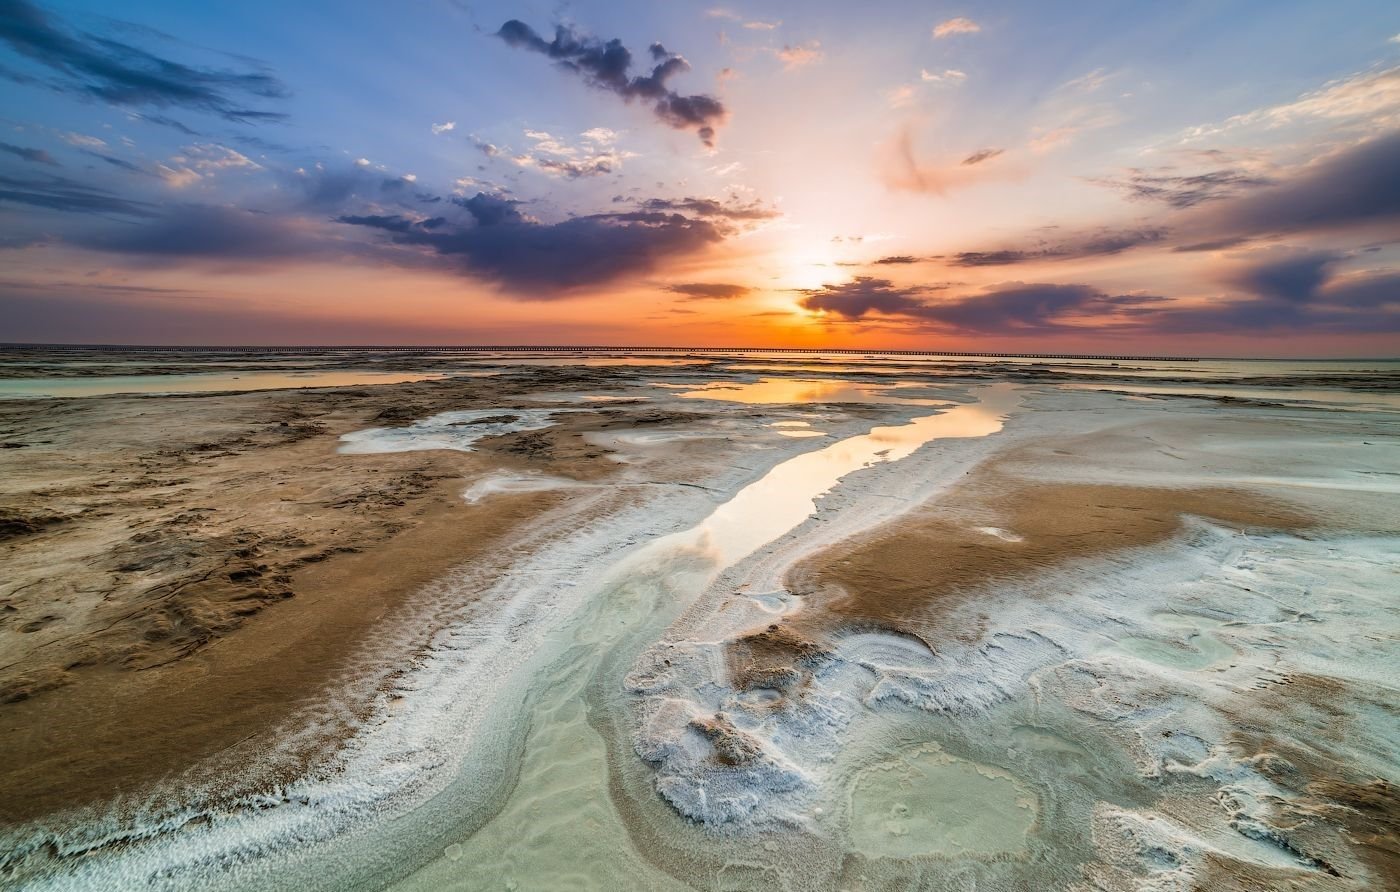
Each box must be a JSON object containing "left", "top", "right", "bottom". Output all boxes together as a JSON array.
[{"left": 0, "top": 0, "right": 1398, "bottom": 355}]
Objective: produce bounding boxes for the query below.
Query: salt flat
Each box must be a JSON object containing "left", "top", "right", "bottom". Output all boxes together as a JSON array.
[{"left": 1, "top": 348, "right": 1396, "bottom": 891}]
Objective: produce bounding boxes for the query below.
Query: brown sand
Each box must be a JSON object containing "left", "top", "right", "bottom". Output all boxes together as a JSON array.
[
  {"left": 0, "top": 373, "right": 703, "bottom": 824},
  {"left": 728, "top": 465, "right": 1310, "bottom": 693}
]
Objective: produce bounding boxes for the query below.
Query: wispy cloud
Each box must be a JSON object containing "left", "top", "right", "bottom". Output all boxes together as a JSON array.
[
  {"left": 932, "top": 17, "right": 980, "bottom": 38},
  {"left": 776, "top": 40, "right": 823, "bottom": 69},
  {"left": 0, "top": 0, "right": 287, "bottom": 122},
  {"left": 431, "top": 121, "right": 455, "bottom": 135},
  {"left": 665, "top": 282, "right": 751, "bottom": 298},
  {"left": 0, "top": 142, "right": 58, "bottom": 166},
  {"left": 1186, "top": 65, "right": 1400, "bottom": 138},
  {"left": 920, "top": 68, "right": 966, "bottom": 84}
]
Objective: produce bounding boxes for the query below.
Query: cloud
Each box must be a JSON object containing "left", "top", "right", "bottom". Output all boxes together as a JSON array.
[
  {"left": 798, "top": 277, "right": 932, "bottom": 318},
  {"left": 1142, "top": 248, "right": 1400, "bottom": 333},
  {"left": 1089, "top": 166, "right": 1276, "bottom": 208},
  {"left": 809, "top": 256, "right": 1400, "bottom": 336},
  {"left": 665, "top": 282, "right": 750, "bottom": 299},
  {"left": 1207, "top": 65, "right": 1400, "bottom": 133},
  {"left": 1187, "top": 129, "right": 1400, "bottom": 239},
  {"left": 775, "top": 41, "right": 822, "bottom": 69},
  {"left": 961, "top": 130, "right": 1400, "bottom": 267},
  {"left": 634, "top": 196, "right": 779, "bottom": 220},
  {"left": 509, "top": 129, "right": 634, "bottom": 179},
  {"left": 61, "top": 131, "right": 105, "bottom": 148},
  {"left": 881, "top": 127, "right": 1017, "bottom": 194},
  {"left": 920, "top": 68, "right": 966, "bottom": 84},
  {"left": 0, "top": 141, "right": 57, "bottom": 165},
  {"left": 337, "top": 192, "right": 727, "bottom": 294},
  {"left": 431, "top": 121, "right": 455, "bottom": 135},
  {"left": 1225, "top": 247, "right": 1338, "bottom": 303},
  {"left": 873, "top": 255, "right": 920, "bottom": 264},
  {"left": 1063, "top": 68, "right": 1111, "bottom": 93},
  {"left": 932, "top": 17, "right": 980, "bottom": 38},
  {"left": 0, "top": 170, "right": 155, "bottom": 216},
  {"left": 948, "top": 228, "right": 1169, "bottom": 267},
  {"left": 0, "top": 0, "right": 288, "bottom": 122},
  {"left": 799, "top": 277, "right": 1169, "bottom": 334},
  {"left": 171, "top": 142, "right": 260, "bottom": 172},
  {"left": 72, "top": 204, "right": 323, "bottom": 261},
  {"left": 496, "top": 20, "right": 727, "bottom": 146},
  {"left": 85, "top": 151, "right": 144, "bottom": 173},
  {"left": 744, "top": 21, "right": 780, "bottom": 31},
  {"left": 886, "top": 84, "right": 916, "bottom": 108},
  {"left": 961, "top": 148, "right": 1004, "bottom": 166}
]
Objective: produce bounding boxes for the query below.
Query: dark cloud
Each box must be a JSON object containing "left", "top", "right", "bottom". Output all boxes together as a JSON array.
[
  {"left": 496, "top": 21, "right": 727, "bottom": 146},
  {"left": 1226, "top": 248, "right": 1338, "bottom": 303},
  {"left": 0, "top": 0, "right": 287, "bottom": 122},
  {"left": 1195, "top": 130, "right": 1400, "bottom": 239},
  {"left": 1089, "top": 167, "right": 1275, "bottom": 208},
  {"left": 72, "top": 204, "right": 319, "bottom": 260},
  {"left": 949, "top": 228, "right": 1167, "bottom": 266},
  {"left": 873, "top": 255, "right": 920, "bottom": 264},
  {"left": 798, "top": 277, "right": 932, "bottom": 318},
  {"left": 1148, "top": 248, "right": 1400, "bottom": 333},
  {"left": 801, "top": 256, "right": 1400, "bottom": 336},
  {"left": 337, "top": 213, "right": 446, "bottom": 234},
  {"left": 798, "top": 277, "right": 1169, "bottom": 334},
  {"left": 532, "top": 155, "right": 615, "bottom": 178},
  {"left": 289, "top": 164, "right": 435, "bottom": 213},
  {"left": 665, "top": 282, "right": 750, "bottom": 299},
  {"left": 635, "top": 196, "right": 777, "bottom": 220},
  {"left": 84, "top": 151, "right": 145, "bottom": 173},
  {"left": 0, "top": 170, "right": 154, "bottom": 216},
  {"left": 961, "top": 148, "right": 1004, "bottom": 166},
  {"left": 955, "top": 132, "right": 1400, "bottom": 270},
  {"left": 0, "top": 141, "right": 57, "bottom": 165},
  {"left": 337, "top": 193, "right": 724, "bottom": 294}
]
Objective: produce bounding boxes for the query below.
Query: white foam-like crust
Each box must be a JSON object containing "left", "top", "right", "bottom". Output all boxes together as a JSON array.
[
  {"left": 460, "top": 471, "right": 581, "bottom": 502},
  {"left": 336, "top": 408, "right": 561, "bottom": 454}
]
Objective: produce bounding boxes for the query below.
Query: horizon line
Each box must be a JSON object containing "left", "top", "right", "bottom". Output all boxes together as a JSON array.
[{"left": 4, "top": 342, "right": 1400, "bottom": 362}]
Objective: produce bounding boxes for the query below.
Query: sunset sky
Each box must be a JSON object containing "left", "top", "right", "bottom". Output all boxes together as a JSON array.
[{"left": 1, "top": 0, "right": 1398, "bottom": 354}]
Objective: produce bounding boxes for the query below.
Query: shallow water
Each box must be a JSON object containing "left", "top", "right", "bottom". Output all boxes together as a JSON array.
[
  {"left": 677, "top": 377, "right": 950, "bottom": 406},
  {"left": 848, "top": 743, "right": 1037, "bottom": 859},
  {"left": 389, "top": 386, "right": 1017, "bottom": 890}
]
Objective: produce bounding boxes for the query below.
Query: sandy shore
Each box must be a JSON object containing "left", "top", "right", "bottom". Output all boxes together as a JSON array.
[{"left": 0, "top": 369, "right": 710, "bottom": 823}]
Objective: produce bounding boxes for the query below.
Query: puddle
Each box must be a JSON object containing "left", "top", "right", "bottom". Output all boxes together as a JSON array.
[
  {"left": 678, "top": 378, "right": 949, "bottom": 406},
  {"left": 339, "top": 409, "right": 558, "bottom": 454},
  {"left": 0, "top": 371, "right": 445, "bottom": 399},
  {"left": 848, "top": 743, "right": 1037, "bottom": 859}
]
